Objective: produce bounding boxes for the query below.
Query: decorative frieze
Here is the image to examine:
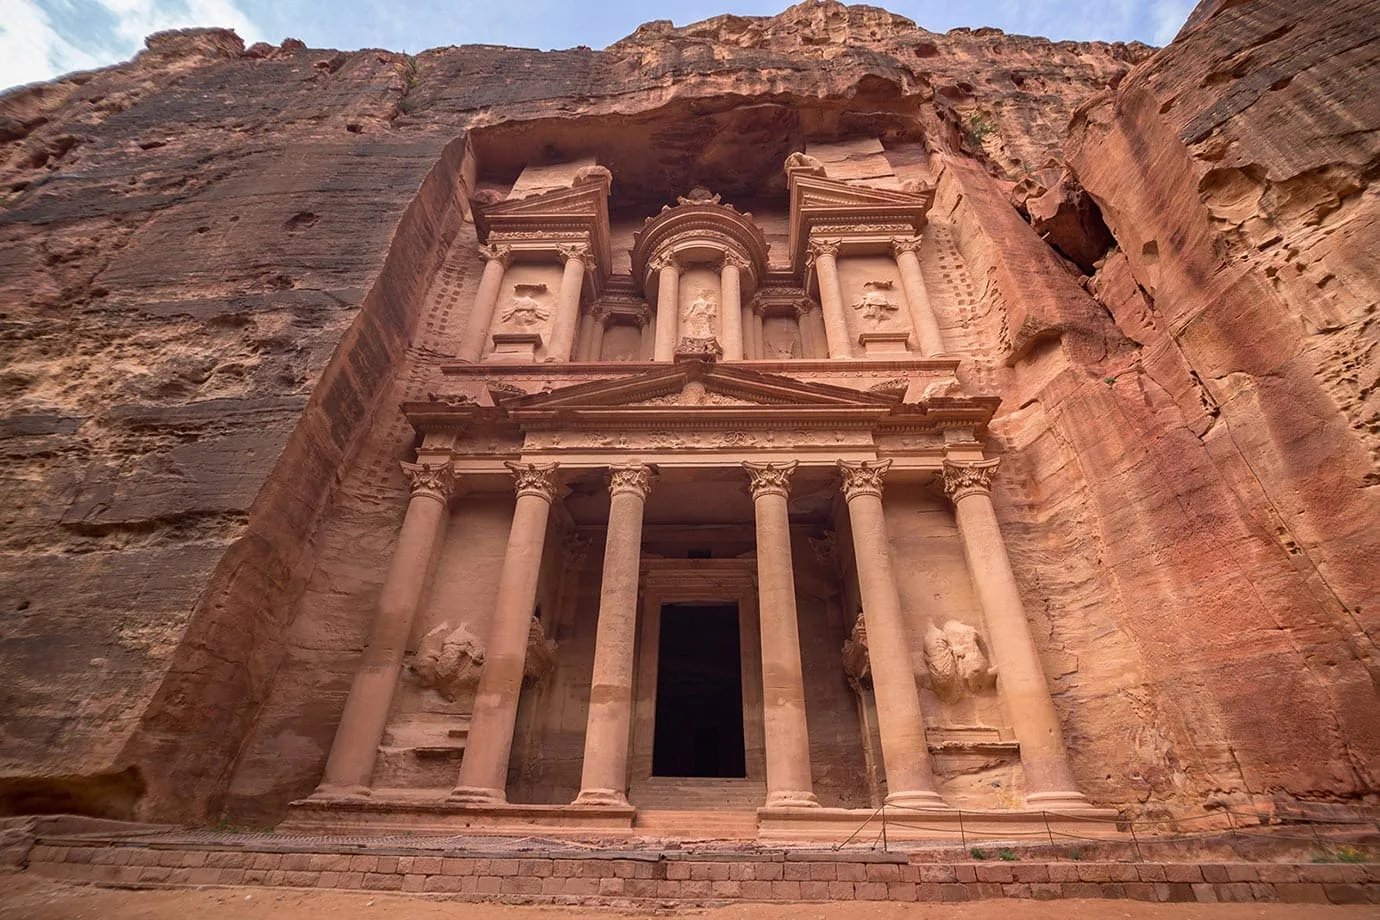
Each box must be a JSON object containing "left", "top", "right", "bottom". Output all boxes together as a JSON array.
[{"left": 941, "top": 457, "right": 1001, "bottom": 502}]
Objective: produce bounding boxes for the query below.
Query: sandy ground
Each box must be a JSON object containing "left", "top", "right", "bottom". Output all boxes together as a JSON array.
[{"left": 0, "top": 875, "right": 1374, "bottom": 920}]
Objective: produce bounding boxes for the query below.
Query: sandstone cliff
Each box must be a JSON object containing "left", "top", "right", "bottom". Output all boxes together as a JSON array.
[{"left": 0, "top": 0, "right": 1373, "bottom": 825}]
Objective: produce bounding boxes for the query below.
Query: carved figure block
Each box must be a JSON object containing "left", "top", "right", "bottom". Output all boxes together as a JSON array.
[
  {"left": 412, "top": 621, "right": 486, "bottom": 707},
  {"left": 923, "top": 620, "right": 997, "bottom": 702}
]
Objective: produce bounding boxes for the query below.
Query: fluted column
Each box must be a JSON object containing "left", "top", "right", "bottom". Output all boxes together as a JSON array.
[
  {"left": 652, "top": 255, "right": 679, "bottom": 361},
  {"left": 313, "top": 462, "right": 455, "bottom": 797},
  {"left": 547, "top": 244, "right": 590, "bottom": 362},
  {"left": 943, "top": 459, "right": 1090, "bottom": 809},
  {"left": 892, "top": 237, "right": 946, "bottom": 356},
  {"left": 807, "top": 239, "right": 851, "bottom": 359},
  {"left": 573, "top": 464, "right": 653, "bottom": 806},
  {"left": 720, "top": 253, "right": 747, "bottom": 361},
  {"left": 837, "top": 460, "right": 948, "bottom": 809},
  {"left": 458, "top": 244, "right": 511, "bottom": 362},
  {"left": 450, "top": 462, "right": 560, "bottom": 804},
  {"left": 744, "top": 462, "right": 819, "bottom": 809}
]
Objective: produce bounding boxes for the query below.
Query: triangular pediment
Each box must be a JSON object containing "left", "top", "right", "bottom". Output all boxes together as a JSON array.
[
  {"left": 475, "top": 179, "right": 612, "bottom": 271},
  {"left": 479, "top": 181, "right": 605, "bottom": 221},
  {"left": 504, "top": 362, "right": 899, "bottom": 415},
  {"left": 791, "top": 174, "right": 934, "bottom": 212}
]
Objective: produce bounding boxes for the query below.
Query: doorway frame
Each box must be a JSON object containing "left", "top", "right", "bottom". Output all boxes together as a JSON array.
[{"left": 630, "top": 559, "right": 763, "bottom": 798}]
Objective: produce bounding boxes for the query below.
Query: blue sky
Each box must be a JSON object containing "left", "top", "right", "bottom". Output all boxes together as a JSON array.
[{"left": 1, "top": 0, "right": 1197, "bottom": 93}]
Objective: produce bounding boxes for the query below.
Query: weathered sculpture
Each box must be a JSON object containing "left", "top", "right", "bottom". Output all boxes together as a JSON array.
[{"left": 923, "top": 619, "right": 997, "bottom": 702}]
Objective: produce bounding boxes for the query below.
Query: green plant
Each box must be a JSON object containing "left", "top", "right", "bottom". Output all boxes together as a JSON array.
[
  {"left": 209, "top": 816, "right": 245, "bottom": 833},
  {"left": 1068, "top": 848, "right": 1083, "bottom": 861},
  {"left": 1104, "top": 376, "right": 1117, "bottom": 385},
  {"left": 963, "top": 112, "right": 997, "bottom": 149},
  {"left": 970, "top": 847, "right": 988, "bottom": 860},
  {"left": 998, "top": 848, "right": 1019, "bottom": 862},
  {"left": 1335, "top": 845, "right": 1367, "bottom": 863}
]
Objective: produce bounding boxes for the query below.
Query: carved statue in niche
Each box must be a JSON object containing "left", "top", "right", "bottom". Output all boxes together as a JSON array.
[
  {"left": 923, "top": 620, "right": 997, "bottom": 702},
  {"left": 684, "top": 288, "right": 718, "bottom": 338},
  {"left": 411, "top": 621, "right": 486, "bottom": 708},
  {"left": 852, "top": 280, "right": 899, "bottom": 325},
  {"left": 501, "top": 282, "right": 550, "bottom": 327}
]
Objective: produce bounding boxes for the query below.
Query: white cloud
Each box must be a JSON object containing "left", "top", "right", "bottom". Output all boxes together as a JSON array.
[
  {"left": 0, "top": 1, "right": 103, "bottom": 92},
  {"left": 0, "top": 0, "right": 266, "bottom": 93}
]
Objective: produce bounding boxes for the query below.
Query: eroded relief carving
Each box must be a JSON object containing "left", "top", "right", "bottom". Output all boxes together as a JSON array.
[
  {"left": 501, "top": 283, "right": 551, "bottom": 327},
  {"left": 411, "top": 621, "right": 485, "bottom": 706},
  {"left": 684, "top": 288, "right": 718, "bottom": 338},
  {"left": 852, "top": 281, "right": 900, "bottom": 325},
  {"left": 923, "top": 620, "right": 997, "bottom": 702}
]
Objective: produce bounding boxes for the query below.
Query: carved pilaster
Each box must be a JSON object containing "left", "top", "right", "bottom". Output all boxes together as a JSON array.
[
  {"left": 478, "top": 243, "right": 513, "bottom": 266},
  {"left": 400, "top": 461, "right": 455, "bottom": 504},
  {"left": 505, "top": 461, "right": 560, "bottom": 502},
  {"left": 743, "top": 460, "right": 798, "bottom": 499},
  {"left": 941, "top": 458, "right": 1001, "bottom": 503},
  {"left": 837, "top": 459, "right": 892, "bottom": 501},
  {"left": 607, "top": 463, "right": 653, "bottom": 500}
]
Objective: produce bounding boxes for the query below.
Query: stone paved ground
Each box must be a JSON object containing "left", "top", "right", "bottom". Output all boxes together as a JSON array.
[{"left": 2, "top": 875, "right": 1378, "bottom": 920}]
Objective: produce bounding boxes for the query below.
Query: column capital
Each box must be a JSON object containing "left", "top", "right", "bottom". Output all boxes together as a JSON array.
[
  {"left": 806, "top": 238, "right": 842, "bottom": 265},
  {"left": 478, "top": 242, "right": 513, "bottom": 266},
  {"left": 606, "top": 463, "right": 653, "bottom": 500},
  {"left": 837, "top": 459, "right": 892, "bottom": 501},
  {"left": 942, "top": 458, "right": 1001, "bottom": 502},
  {"left": 649, "top": 252, "right": 680, "bottom": 273},
  {"left": 401, "top": 461, "right": 456, "bottom": 503},
  {"left": 557, "top": 242, "right": 594, "bottom": 265},
  {"left": 890, "top": 236, "right": 924, "bottom": 257},
  {"left": 505, "top": 461, "right": 560, "bottom": 502},
  {"left": 743, "top": 460, "right": 798, "bottom": 499},
  {"left": 720, "top": 250, "right": 752, "bottom": 272}
]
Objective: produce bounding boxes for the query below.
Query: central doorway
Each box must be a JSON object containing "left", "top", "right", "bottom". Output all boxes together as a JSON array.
[{"left": 651, "top": 603, "right": 747, "bottom": 778}]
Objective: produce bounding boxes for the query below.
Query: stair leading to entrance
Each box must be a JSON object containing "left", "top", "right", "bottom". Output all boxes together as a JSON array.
[
  {"left": 632, "top": 808, "right": 761, "bottom": 838},
  {"left": 630, "top": 777, "right": 767, "bottom": 810}
]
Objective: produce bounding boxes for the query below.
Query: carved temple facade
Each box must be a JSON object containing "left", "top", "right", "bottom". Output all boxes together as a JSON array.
[{"left": 283, "top": 144, "right": 1119, "bottom": 839}]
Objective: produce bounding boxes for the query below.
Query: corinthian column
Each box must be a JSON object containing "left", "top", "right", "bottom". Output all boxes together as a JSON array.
[
  {"left": 744, "top": 462, "right": 819, "bottom": 808},
  {"left": 573, "top": 464, "right": 653, "bottom": 806},
  {"left": 651, "top": 255, "right": 679, "bottom": 362},
  {"left": 450, "top": 462, "right": 560, "bottom": 805},
  {"left": 312, "top": 462, "right": 455, "bottom": 797},
  {"left": 837, "top": 460, "right": 948, "bottom": 809},
  {"left": 459, "top": 243, "right": 511, "bottom": 362},
  {"left": 720, "top": 253, "right": 747, "bottom": 361},
  {"left": 943, "top": 459, "right": 1090, "bottom": 809},
  {"left": 892, "top": 237, "right": 946, "bottom": 356},
  {"left": 547, "top": 243, "right": 591, "bottom": 362},
  {"left": 807, "top": 239, "right": 851, "bottom": 359}
]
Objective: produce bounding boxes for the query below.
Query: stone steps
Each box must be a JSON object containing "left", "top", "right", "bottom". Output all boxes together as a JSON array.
[
  {"left": 633, "top": 809, "right": 761, "bottom": 837},
  {"left": 18, "top": 836, "right": 1379, "bottom": 905},
  {"left": 630, "top": 778, "right": 767, "bottom": 810}
]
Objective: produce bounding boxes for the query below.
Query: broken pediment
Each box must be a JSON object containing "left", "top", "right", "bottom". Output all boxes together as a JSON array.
[
  {"left": 475, "top": 176, "right": 613, "bottom": 272},
  {"left": 786, "top": 172, "right": 936, "bottom": 269}
]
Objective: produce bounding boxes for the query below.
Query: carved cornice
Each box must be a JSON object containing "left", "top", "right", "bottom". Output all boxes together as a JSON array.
[
  {"left": 478, "top": 243, "right": 512, "bottom": 266},
  {"left": 401, "top": 461, "right": 456, "bottom": 503},
  {"left": 942, "top": 458, "right": 1001, "bottom": 503},
  {"left": 838, "top": 459, "right": 892, "bottom": 501},
  {"left": 743, "top": 460, "right": 798, "bottom": 499},
  {"left": 606, "top": 463, "right": 653, "bottom": 500},
  {"left": 891, "top": 236, "right": 925, "bottom": 257},
  {"left": 506, "top": 461, "right": 560, "bottom": 502}
]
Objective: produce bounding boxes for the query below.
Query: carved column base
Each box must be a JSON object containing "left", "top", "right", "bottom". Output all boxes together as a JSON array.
[
  {"left": 764, "top": 790, "right": 821, "bottom": 809},
  {"left": 308, "top": 783, "right": 371, "bottom": 800},
  {"left": 571, "top": 788, "right": 630, "bottom": 808},
  {"left": 884, "top": 789, "right": 952, "bottom": 810},
  {"left": 448, "top": 785, "right": 508, "bottom": 806},
  {"left": 1024, "top": 790, "right": 1094, "bottom": 811}
]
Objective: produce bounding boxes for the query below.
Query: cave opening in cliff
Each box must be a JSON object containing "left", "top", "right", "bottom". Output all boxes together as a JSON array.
[{"left": 652, "top": 603, "right": 748, "bottom": 778}]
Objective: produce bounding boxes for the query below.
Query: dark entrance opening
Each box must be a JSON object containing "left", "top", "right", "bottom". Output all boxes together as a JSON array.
[{"left": 652, "top": 603, "right": 747, "bottom": 777}]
